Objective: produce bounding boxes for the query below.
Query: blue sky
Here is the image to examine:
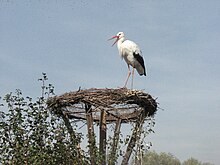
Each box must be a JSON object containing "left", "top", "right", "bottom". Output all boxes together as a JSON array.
[{"left": 0, "top": 0, "right": 220, "bottom": 164}]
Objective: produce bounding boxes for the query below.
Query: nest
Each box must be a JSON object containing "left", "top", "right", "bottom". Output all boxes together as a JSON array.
[{"left": 47, "top": 88, "right": 157, "bottom": 123}]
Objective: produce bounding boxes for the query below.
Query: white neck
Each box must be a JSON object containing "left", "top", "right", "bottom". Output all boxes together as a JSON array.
[{"left": 117, "top": 37, "right": 125, "bottom": 49}]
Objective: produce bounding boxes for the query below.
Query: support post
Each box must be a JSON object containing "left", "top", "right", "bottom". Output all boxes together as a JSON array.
[
  {"left": 59, "top": 108, "right": 84, "bottom": 164},
  {"left": 108, "top": 118, "right": 122, "bottom": 165},
  {"left": 85, "top": 103, "right": 96, "bottom": 165},
  {"left": 99, "top": 110, "right": 107, "bottom": 165},
  {"left": 121, "top": 111, "right": 146, "bottom": 165}
]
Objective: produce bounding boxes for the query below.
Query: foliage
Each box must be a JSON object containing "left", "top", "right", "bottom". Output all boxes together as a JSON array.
[
  {"left": 0, "top": 73, "right": 86, "bottom": 165},
  {"left": 142, "top": 151, "right": 181, "bottom": 165},
  {"left": 142, "top": 151, "right": 214, "bottom": 165},
  {"left": 182, "top": 158, "right": 214, "bottom": 165}
]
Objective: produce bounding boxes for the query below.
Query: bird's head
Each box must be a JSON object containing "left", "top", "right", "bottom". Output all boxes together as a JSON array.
[{"left": 108, "top": 32, "right": 125, "bottom": 46}]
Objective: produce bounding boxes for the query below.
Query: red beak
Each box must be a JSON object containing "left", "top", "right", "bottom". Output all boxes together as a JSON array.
[{"left": 108, "top": 35, "right": 119, "bottom": 46}]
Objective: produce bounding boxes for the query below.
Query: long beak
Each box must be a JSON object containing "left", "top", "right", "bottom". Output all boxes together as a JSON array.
[{"left": 108, "top": 36, "right": 119, "bottom": 46}]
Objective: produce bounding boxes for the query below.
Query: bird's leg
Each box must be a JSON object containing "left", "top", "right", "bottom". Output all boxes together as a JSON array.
[
  {"left": 131, "top": 67, "right": 135, "bottom": 89},
  {"left": 124, "top": 65, "right": 131, "bottom": 88}
]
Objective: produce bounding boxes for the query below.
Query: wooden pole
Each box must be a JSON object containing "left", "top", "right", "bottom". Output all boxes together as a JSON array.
[
  {"left": 85, "top": 103, "right": 96, "bottom": 165},
  {"left": 59, "top": 109, "right": 84, "bottom": 164},
  {"left": 121, "top": 111, "right": 146, "bottom": 165},
  {"left": 99, "top": 110, "right": 107, "bottom": 165},
  {"left": 108, "top": 118, "right": 122, "bottom": 165}
]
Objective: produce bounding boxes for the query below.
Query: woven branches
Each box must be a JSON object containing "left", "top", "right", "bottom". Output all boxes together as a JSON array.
[{"left": 47, "top": 88, "right": 157, "bottom": 123}]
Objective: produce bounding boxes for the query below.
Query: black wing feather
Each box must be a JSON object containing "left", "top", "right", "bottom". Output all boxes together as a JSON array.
[{"left": 133, "top": 52, "right": 146, "bottom": 76}]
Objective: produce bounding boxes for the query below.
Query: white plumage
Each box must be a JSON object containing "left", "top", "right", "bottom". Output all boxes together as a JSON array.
[{"left": 109, "top": 32, "right": 146, "bottom": 88}]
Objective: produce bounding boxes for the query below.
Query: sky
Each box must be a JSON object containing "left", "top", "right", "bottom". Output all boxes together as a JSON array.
[{"left": 0, "top": 0, "right": 220, "bottom": 164}]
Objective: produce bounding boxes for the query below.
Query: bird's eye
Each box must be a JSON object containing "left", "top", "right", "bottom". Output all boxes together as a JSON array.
[{"left": 118, "top": 34, "right": 121, "bottom": 35}]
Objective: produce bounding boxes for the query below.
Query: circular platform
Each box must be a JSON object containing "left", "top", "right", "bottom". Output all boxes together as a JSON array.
[{"left": 47, "top": 88, "right": 157, "bottom": 123}]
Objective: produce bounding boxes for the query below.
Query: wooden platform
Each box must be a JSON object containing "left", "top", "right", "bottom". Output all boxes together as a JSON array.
[{"left": 47, "top": 88, "right": 157, "bottom": 123}]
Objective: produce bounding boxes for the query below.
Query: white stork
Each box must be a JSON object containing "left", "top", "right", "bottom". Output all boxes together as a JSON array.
[{"left": 108, "top": 32, "right": 146, "bottom": 88}]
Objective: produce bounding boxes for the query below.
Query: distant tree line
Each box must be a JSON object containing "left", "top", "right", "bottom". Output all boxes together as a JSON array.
[{"left": 141, "top": 151, "right": 214, "bottom": 165}]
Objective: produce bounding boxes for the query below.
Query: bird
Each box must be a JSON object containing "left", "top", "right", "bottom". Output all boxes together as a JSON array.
[{"left": 108, "top": 32, "right": 146, "bottom": 88}]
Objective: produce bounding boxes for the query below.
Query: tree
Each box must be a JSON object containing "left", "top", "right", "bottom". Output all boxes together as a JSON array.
[
  {"left": 0, "top": 73, "right": 87, "bottom": 165},
  {"left": 142, "top": 151, "right": 214, "bottom": 165},
  {"left": 142, "top": 151, "right": 181, "bottom": 165},
  {"left": 182, "top": 158, "right": 214, "bottom": 165},
  {"left": 182, "top": 158, "right": 201, "bottom": 165}
]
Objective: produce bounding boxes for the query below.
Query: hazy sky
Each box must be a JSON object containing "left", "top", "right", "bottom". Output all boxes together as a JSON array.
[{"left": 0, "top": 0, "right": 220, "bottom": 164}]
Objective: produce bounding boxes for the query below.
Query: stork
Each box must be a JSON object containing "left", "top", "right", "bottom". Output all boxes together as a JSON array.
[{"left": 108, "top": 32, "right": 146, "bottom": 88}]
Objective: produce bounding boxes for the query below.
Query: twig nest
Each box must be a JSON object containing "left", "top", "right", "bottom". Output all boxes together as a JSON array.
[{"left": 47, "top": 88, "right": 157, "bottom": 123}]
